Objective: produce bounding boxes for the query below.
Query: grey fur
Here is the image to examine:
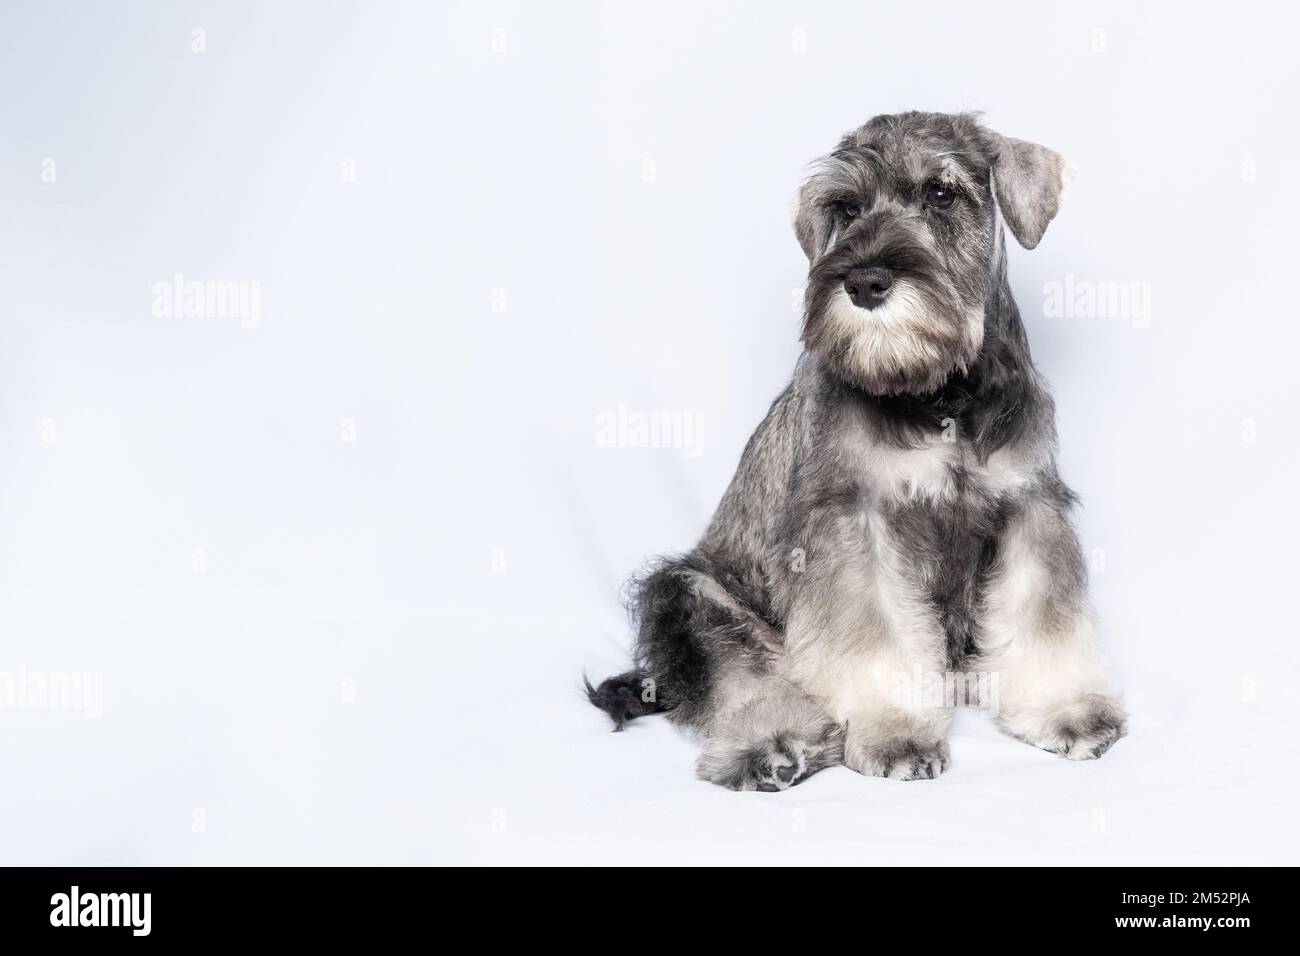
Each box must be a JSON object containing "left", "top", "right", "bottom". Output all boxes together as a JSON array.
[
  {"left": 587, "top": 111, "right": 1126, "bottom": 789},
  {"left": 987, "top": 133, "right": 1069, "bottom": 250}
]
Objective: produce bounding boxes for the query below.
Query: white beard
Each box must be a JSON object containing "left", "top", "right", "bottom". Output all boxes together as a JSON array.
[{"left": 820, "top": 283, "right": 984, "bottom": 394}]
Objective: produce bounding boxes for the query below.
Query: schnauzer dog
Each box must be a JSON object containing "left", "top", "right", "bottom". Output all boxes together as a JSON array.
[{"left": 586, "top": 111, "right": 1126, "bottom": 790}]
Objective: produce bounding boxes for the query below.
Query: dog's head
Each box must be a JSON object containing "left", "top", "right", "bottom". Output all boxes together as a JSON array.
[{"left": 793, "top": 112, "right": 1068, "bottom": 395}]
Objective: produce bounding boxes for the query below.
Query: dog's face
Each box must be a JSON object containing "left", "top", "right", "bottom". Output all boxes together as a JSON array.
[{"left": 794, "top": 112, "right": 1068, "bottom": 396}]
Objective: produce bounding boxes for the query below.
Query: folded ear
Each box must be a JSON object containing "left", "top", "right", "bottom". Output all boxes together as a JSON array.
[
  {"left": 987, "top": 133, "right": 1069, "bottom": 250},
  {"left": 790, "top": 183, "right": 829, "bottom": 261}
]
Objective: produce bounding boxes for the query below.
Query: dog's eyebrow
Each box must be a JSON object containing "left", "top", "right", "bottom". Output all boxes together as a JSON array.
[
  {"left": 931, "top": 155, "right": 982, "bottom": 198},
  {"left": 814, "top": 146, "right": 885, "bottom": 195}
]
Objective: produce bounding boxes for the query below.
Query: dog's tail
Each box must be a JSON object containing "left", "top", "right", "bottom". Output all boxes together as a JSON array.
[{"left": 583, "top": 670, "right": 668, "bottom": 731}]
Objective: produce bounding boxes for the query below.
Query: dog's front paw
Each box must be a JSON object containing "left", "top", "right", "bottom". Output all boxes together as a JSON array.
[
  {"left": 844, "top": 733, "right": 949, "bottom": 780},
  {"left": 697, "top": 732, "right": 829, "bottom": 792},
  {"left": 1009, "top": 693, "right": 1127, "bottom": 760}
]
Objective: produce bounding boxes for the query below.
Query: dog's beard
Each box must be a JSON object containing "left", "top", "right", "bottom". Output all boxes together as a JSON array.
[{"left": 805, "top": 282, "right": 984, "bottom": 396}]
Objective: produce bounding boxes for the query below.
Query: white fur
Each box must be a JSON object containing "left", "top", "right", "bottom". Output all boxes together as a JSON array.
[
  {"left": 868, "top": 436, "right": 958, "bottom": 503},
  {"left": 823, "top": 285, "right": 984, "bottom": 392},
  {"left": 824, "top": 284, "right": 945, "bottom": 381},
  {"left": 975, "top": 498, "right": 1122, "bottom": 752},
  {"left": 1059, "top": 159, "right": 1077, "bottom": 195},
  {"left": 865, "top": 436, "right": 1036, "bottom": 505},
  {"left": 785, "top": 513, "right": 949, "bottom": 732},
  {"left": 983, "top": 445, "right": 1037, "bottom": 495}
]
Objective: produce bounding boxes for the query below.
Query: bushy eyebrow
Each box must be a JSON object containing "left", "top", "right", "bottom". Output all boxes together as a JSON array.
[
  {"left": 805, "top": 143, "right": 986, "bottom": 205},
  {"left": 806, "top": 146, "right": 886, "bottom": 200},
  {"left": 931, "top": 154, "right": 982, "bottom": 196}
]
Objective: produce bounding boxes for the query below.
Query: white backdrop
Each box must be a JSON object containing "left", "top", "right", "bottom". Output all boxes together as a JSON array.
[{"left": 2, "top": 0, "right": 1297, "bottom": 865}]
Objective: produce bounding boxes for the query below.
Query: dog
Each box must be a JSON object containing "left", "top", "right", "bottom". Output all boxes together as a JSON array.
[{"left": 586, "top": 111, "right": 1126, "bottom": 790}]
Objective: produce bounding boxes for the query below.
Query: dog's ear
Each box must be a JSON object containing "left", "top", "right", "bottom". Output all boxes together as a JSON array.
[
  {"left": 791, "top": 184, "right": 827, "bottom": 261},
  {"left": 986, "top": 132, "right": 1069, "bottom": 250}
]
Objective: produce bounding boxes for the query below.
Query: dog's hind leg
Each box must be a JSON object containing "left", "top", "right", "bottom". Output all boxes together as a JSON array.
[
  {"left": 695, "top": 674, "right": 844, "bottom": 791},
  {"left": 587, "top": 557, "right": 841, "bottom": 790},
  {"left": 587, "top": 558, "right": 751, "bottom": 730}
]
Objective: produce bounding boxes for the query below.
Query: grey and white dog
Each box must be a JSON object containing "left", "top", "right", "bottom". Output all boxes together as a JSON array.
[{"left": 586, "top": 111, "right": 1126, "bottom": 790}]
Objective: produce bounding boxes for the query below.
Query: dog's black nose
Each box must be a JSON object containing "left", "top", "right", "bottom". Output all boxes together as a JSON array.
[
  {"left": 775, "top": 764, "right": 796, "bottom": 783},
  {"left": 844, "top": 267, "right": 894, "bottom": 310}
]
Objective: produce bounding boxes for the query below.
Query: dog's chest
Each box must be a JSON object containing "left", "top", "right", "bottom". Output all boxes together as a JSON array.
[
  {"left": 855, "top": 434, "right": 1030, "bottom": 661},
  {"left": 862, "top": 435, "right": 1032, "bottom": 509}
]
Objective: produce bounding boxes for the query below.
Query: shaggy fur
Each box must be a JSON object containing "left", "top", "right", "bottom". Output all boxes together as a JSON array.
[{"left": 587, "top": 111, "right": 1125, "bottom": 789}]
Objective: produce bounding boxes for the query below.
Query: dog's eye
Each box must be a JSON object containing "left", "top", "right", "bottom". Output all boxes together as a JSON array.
[
  {"left": 833, "top": 200, "right": 861, "bottom": 220},
  {"left": 924, "top": 182, "right": 958, "bottom": 210}
]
